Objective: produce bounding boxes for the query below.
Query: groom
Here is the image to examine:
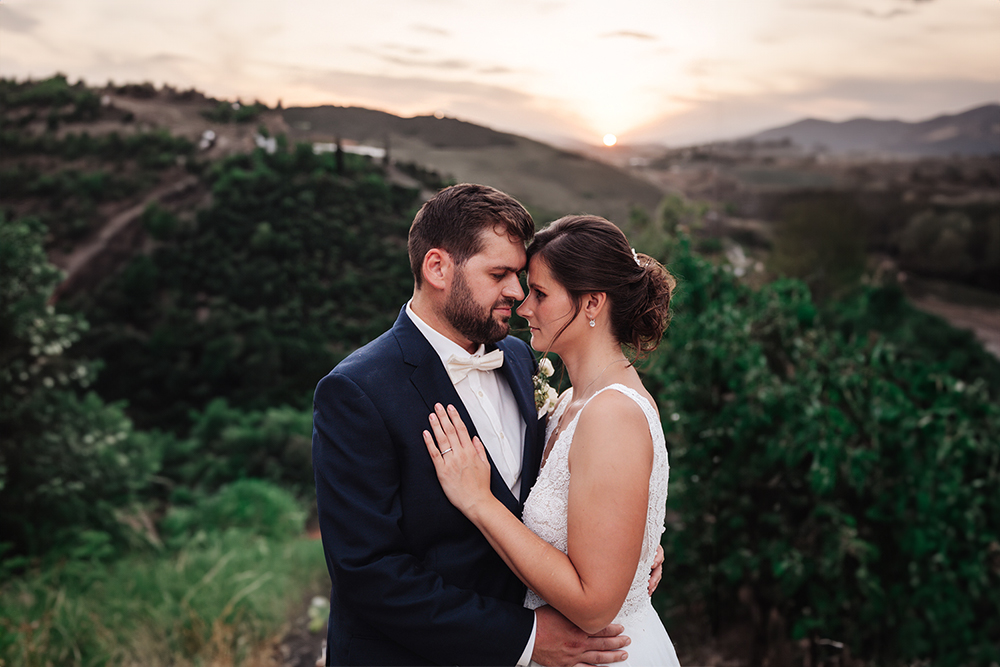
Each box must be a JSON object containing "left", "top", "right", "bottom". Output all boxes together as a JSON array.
[{"left": 312, "top": 184, "right": 633, "bottom": 666}]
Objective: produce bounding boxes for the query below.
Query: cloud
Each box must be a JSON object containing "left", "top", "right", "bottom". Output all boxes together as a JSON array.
[
  {"left": 371, "top": 53, "right": 470, "bottom": 70},
  {"left": 629, "top": 77, "right": 1000, "bottom": 145},
  {"left": 0, "top": 5, "right": 41, "bottom": 34},
  {"left": 411, "top": 24, "right": 450, "bottom": 36},
  {"left": 381, "top": 43, "right": 428, "bottom": 55},
  {"left": 862, "top": 8, "right": 914, "bottom": 19},
  {"left": 271, "top": 63, "right": 591, "bottom": 140},
  {"left": 600, "top": 30, "right": 657, "bottom": 41},
  {"left": 479, "top": 66, "right": 516, "bottom": 75},
  {"left": 792, "top": 1, "right": 918, "bottom": 19}
]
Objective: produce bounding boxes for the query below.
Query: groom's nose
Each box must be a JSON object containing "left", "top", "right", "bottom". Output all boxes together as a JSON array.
[{"left": 502, "top": 275, "right": 525, "bottom": 301}]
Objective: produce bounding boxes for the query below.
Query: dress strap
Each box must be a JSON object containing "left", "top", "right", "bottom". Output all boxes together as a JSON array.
[{"left": 584, "top": 383, "right": 659, "bottom": 436}]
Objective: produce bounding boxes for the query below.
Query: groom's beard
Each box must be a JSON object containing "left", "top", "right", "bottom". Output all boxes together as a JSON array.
[{"left": 445, "top": 269, "right": 515, "bottom": 345}]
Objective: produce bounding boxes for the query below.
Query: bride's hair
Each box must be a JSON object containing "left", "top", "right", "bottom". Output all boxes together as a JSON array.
[{"left": 526, "top": 215, "right": 675, "bottom": 357}]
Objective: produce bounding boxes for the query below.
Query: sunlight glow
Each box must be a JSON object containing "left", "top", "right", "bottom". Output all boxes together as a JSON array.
[{"left": 603, "top": 134, "right": 618, "bottom": 147}]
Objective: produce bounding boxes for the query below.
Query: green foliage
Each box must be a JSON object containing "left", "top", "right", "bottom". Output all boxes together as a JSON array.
[
  {"left": 647, "top": 234, "right": 1000, "bottom": 664},
  {"left": 160, "top": 399, "right": 315, "bottom": 497},
  {"left": 0, "top": 128, "right": 195, "bottom": 166},
  {"left": 160, "top": 480, "right": 305, "bottom": 547},
  {"left": 74, "top": 144, "right": 420, "bottom": 429},
  {"left": 200, "top": 100, "right": 268, "bottom": 124},
  {"left": 0, "top": 74, "right": 79, "bottom": 109},
  {"left": 0, "top": 528, "right": 326, "bottom": 667},
  {"left": 0, "top": 90, "right": 196, "bottom": 246},
  {"left": 0, "top": 216, "right": 159, "bottom": 557},
  {"left": 1, "top": 76, "right": 109, "bottom": 129}
]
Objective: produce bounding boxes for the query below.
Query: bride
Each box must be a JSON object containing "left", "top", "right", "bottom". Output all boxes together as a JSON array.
[{"left": 424, "top": 215, "right": 681, "bottom": 666}]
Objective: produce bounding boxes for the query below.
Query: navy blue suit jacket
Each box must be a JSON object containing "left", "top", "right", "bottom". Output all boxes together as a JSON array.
[{"left": 312, "top": 307, "right": 545, "bottom": 666}]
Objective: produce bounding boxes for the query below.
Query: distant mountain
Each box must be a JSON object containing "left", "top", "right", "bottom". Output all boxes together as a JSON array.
[
  {"left": 749, "top": 104, "right": 1000, "bottom": 156},
  {"left": 283, "top": 105, "right": 665, "bottom": 225}
]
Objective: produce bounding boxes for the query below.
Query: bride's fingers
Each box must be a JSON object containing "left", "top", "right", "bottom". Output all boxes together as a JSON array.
[
  {"left": 444, "top": 405, "right": 473, "bottom": 447},
  {"left": 427, "top": 411, "right": 455, "bottom": 455},
  {"left": 471, "top": 435, "right": 488, "bottom": 463},
  {"left": 433, "top": 403, "right": 463, "bottom": 449},
  {"left": 422, "top": 429, "right": 444, "bottom": 468}
]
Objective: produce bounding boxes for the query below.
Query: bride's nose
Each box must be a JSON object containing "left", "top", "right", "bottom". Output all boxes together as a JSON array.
[{"left": 516, "top": 300, "right": 530, "bottom": 318}]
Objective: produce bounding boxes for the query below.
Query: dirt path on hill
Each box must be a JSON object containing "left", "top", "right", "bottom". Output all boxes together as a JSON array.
[
  {"left": 909, "top": 294, "right": 1000, "bottom": 359},
  {"left": 51, "top": 174, "right": 200, "bottom": 301}
]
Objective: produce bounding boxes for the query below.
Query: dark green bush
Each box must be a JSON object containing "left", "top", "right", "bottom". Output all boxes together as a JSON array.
[
  {"left": 159, "top": 479, "right": 305, "bottom": 547},
  {"left": 159, "top": 399, "right": 314, "bottom": 497},
  {"left": 647, "top": 235, "right": 1000, "bottom": 664}
]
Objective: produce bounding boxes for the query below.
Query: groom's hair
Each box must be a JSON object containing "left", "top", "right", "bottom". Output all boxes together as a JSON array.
[{"left": 409, "top": 183, "right": 534, "bottom": 288}]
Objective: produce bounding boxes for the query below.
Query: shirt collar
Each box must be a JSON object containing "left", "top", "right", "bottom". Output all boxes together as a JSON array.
[{"left": 406, "top": 300, "right": 487, "bottom": 366}]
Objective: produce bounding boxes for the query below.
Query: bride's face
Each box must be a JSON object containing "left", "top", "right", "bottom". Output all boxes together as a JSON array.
[{"left": 517, "top": 256, "right": 578, "bottom": 353}]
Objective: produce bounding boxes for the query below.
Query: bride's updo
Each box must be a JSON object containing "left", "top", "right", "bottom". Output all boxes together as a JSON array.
[{"left": 526, "top": 215, "right": 676, "bottom": 356}]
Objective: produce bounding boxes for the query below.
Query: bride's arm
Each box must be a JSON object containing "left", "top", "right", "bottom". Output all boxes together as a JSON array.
[{"left": 424, "top": 394, "right": 653, "bottom": 634}]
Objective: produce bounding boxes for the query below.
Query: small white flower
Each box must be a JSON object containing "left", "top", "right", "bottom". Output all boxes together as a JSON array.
[{"left": 533, "top": 357, "right": 558, "bottom": 418}]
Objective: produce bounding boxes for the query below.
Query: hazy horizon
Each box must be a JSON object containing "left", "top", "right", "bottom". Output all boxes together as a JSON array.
[{"left": 1, "top": 0, "right": 997, "bottom": 147}]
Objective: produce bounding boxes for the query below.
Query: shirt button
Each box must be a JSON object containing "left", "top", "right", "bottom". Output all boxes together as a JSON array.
[{"left": 478, "top": 391, "right": 484, "bottom": 397}]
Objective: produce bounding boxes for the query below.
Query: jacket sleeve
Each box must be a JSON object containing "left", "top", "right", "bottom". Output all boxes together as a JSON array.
[{"left": 312, "top": 370, "right": 535, "bottom": 666}]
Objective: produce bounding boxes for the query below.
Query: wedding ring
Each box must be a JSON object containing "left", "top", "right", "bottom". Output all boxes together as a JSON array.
[{"left": 441, "top": 448, "right": 454, "bottom": 455}]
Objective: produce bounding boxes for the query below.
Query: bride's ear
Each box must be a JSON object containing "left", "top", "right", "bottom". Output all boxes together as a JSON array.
[{"left": 582, "top": 292, "right": 607, "bottom": 323}]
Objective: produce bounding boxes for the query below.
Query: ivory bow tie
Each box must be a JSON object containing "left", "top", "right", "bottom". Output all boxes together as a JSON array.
[{"left": 445, "top": 349, "right": 504, "bottom": 383}]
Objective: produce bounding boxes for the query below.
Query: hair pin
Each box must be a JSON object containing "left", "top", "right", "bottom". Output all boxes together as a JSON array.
[{"left": 631, "top": 247, "right": 641, "bottom": 266}]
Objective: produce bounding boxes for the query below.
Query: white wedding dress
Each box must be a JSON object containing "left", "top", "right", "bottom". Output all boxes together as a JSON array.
[{"left": 523, "top": 384, "right": 681, "bottom": 667}]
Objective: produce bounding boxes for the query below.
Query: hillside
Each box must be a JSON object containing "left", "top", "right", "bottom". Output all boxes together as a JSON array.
[
  {"left": 283, "top": 105, "right": 665, "bottom": 224},
  {"left": 749, "top": 103, "right": 1000, "bottom": 156}
]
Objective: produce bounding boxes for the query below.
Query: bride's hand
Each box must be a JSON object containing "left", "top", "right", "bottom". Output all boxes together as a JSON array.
[{"left": 423, "top": 403, "right": 493, "bottom": 517}]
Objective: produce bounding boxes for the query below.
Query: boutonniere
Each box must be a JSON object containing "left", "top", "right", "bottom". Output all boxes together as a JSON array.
[{"left": 533, "top": 357, "right": 558, "bottom": 418}]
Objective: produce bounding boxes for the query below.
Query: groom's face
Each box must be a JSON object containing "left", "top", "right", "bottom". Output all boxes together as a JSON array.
[{"left": 444, "top": 227, "right": 526, "bottom": 345}]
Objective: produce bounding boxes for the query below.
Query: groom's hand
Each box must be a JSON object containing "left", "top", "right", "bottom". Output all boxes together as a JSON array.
[
  {"left": 648, "top": 544, "right": 664, "bottom": 595},
  {"left": 531, "top": 605, "right": 630, "bottom": 666}
]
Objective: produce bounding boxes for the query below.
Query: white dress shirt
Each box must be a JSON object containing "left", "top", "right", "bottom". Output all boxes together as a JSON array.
[
  {"left": 405, "top": 301, "right": 536, "bottom": 666},
  {"left": 406, "top": 301, "right": 527, "bottom": 496}
]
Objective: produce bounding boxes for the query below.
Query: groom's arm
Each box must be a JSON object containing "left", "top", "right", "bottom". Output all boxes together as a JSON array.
[{"left": 313, "top": 370, "right": 534, "bottom": 666}]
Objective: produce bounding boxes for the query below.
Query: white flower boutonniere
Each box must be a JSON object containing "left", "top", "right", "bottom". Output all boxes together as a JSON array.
[{"left": 533, "top": 357, "right": 558, "bottom": 419}]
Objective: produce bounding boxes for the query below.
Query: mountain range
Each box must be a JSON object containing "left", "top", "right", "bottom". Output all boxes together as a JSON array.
[{"left": 747, "top": 104, "right": 1000, "bottom": 156}]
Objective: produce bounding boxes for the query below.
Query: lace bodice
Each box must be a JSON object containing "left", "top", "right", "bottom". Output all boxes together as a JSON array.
[{"left": 522, "top": 384, "right": 669, "bottom": 622}]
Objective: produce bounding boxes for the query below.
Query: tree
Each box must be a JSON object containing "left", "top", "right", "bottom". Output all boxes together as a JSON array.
[{"left": 0, "top": 215, "right": 157, "bottom": 557}]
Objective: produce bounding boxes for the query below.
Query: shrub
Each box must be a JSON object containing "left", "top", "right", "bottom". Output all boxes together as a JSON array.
[
  {"left": 647, "top": 234, "right": 1000, "bottom": 665},
  {"left": 160, "top": 480, "right": 305, "bottom": 547}
]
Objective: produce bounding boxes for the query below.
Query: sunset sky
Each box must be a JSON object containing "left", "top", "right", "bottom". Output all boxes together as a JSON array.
[{"left": 1, "top": 0, "right": 997, "bottom": 146}]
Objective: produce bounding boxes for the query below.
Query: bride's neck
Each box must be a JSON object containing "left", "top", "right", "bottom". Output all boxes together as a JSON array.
[{"left": 562, "top": 337, "right": 629, "bottom": 402}]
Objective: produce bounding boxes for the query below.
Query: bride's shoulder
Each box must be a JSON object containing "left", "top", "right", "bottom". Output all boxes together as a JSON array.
[
  {"left": 571, "top": 389, "right": 655, "bottom": 469},
  {"left": 578, "top": 388, "right": 654, "bottom": 444}
]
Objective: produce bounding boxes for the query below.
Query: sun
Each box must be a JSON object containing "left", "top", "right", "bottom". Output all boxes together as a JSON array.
[{"left": 603, "top": 133, "right": 617, "bottom": 147}]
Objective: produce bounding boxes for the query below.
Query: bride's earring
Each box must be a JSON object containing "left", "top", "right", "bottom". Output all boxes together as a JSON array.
[{"left": 588, "top": 319, "right": 596, "bottom": 328}]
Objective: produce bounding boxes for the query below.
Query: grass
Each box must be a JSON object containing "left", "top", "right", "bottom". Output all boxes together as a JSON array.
[{"left": 0, "top": 530, "right": 328, "bottom": 667}]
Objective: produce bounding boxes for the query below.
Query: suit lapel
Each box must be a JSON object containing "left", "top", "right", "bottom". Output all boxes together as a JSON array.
[
  {"left": 394, "top": 309, "right": 520, "bottom": 513},
  {"left": 495, "top": 339, "right": 544, "bottom": 507}
]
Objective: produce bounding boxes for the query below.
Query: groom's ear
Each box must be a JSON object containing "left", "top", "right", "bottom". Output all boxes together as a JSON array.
[{"left": 422, "top": 248, "right": 453, "bottom": 291}]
